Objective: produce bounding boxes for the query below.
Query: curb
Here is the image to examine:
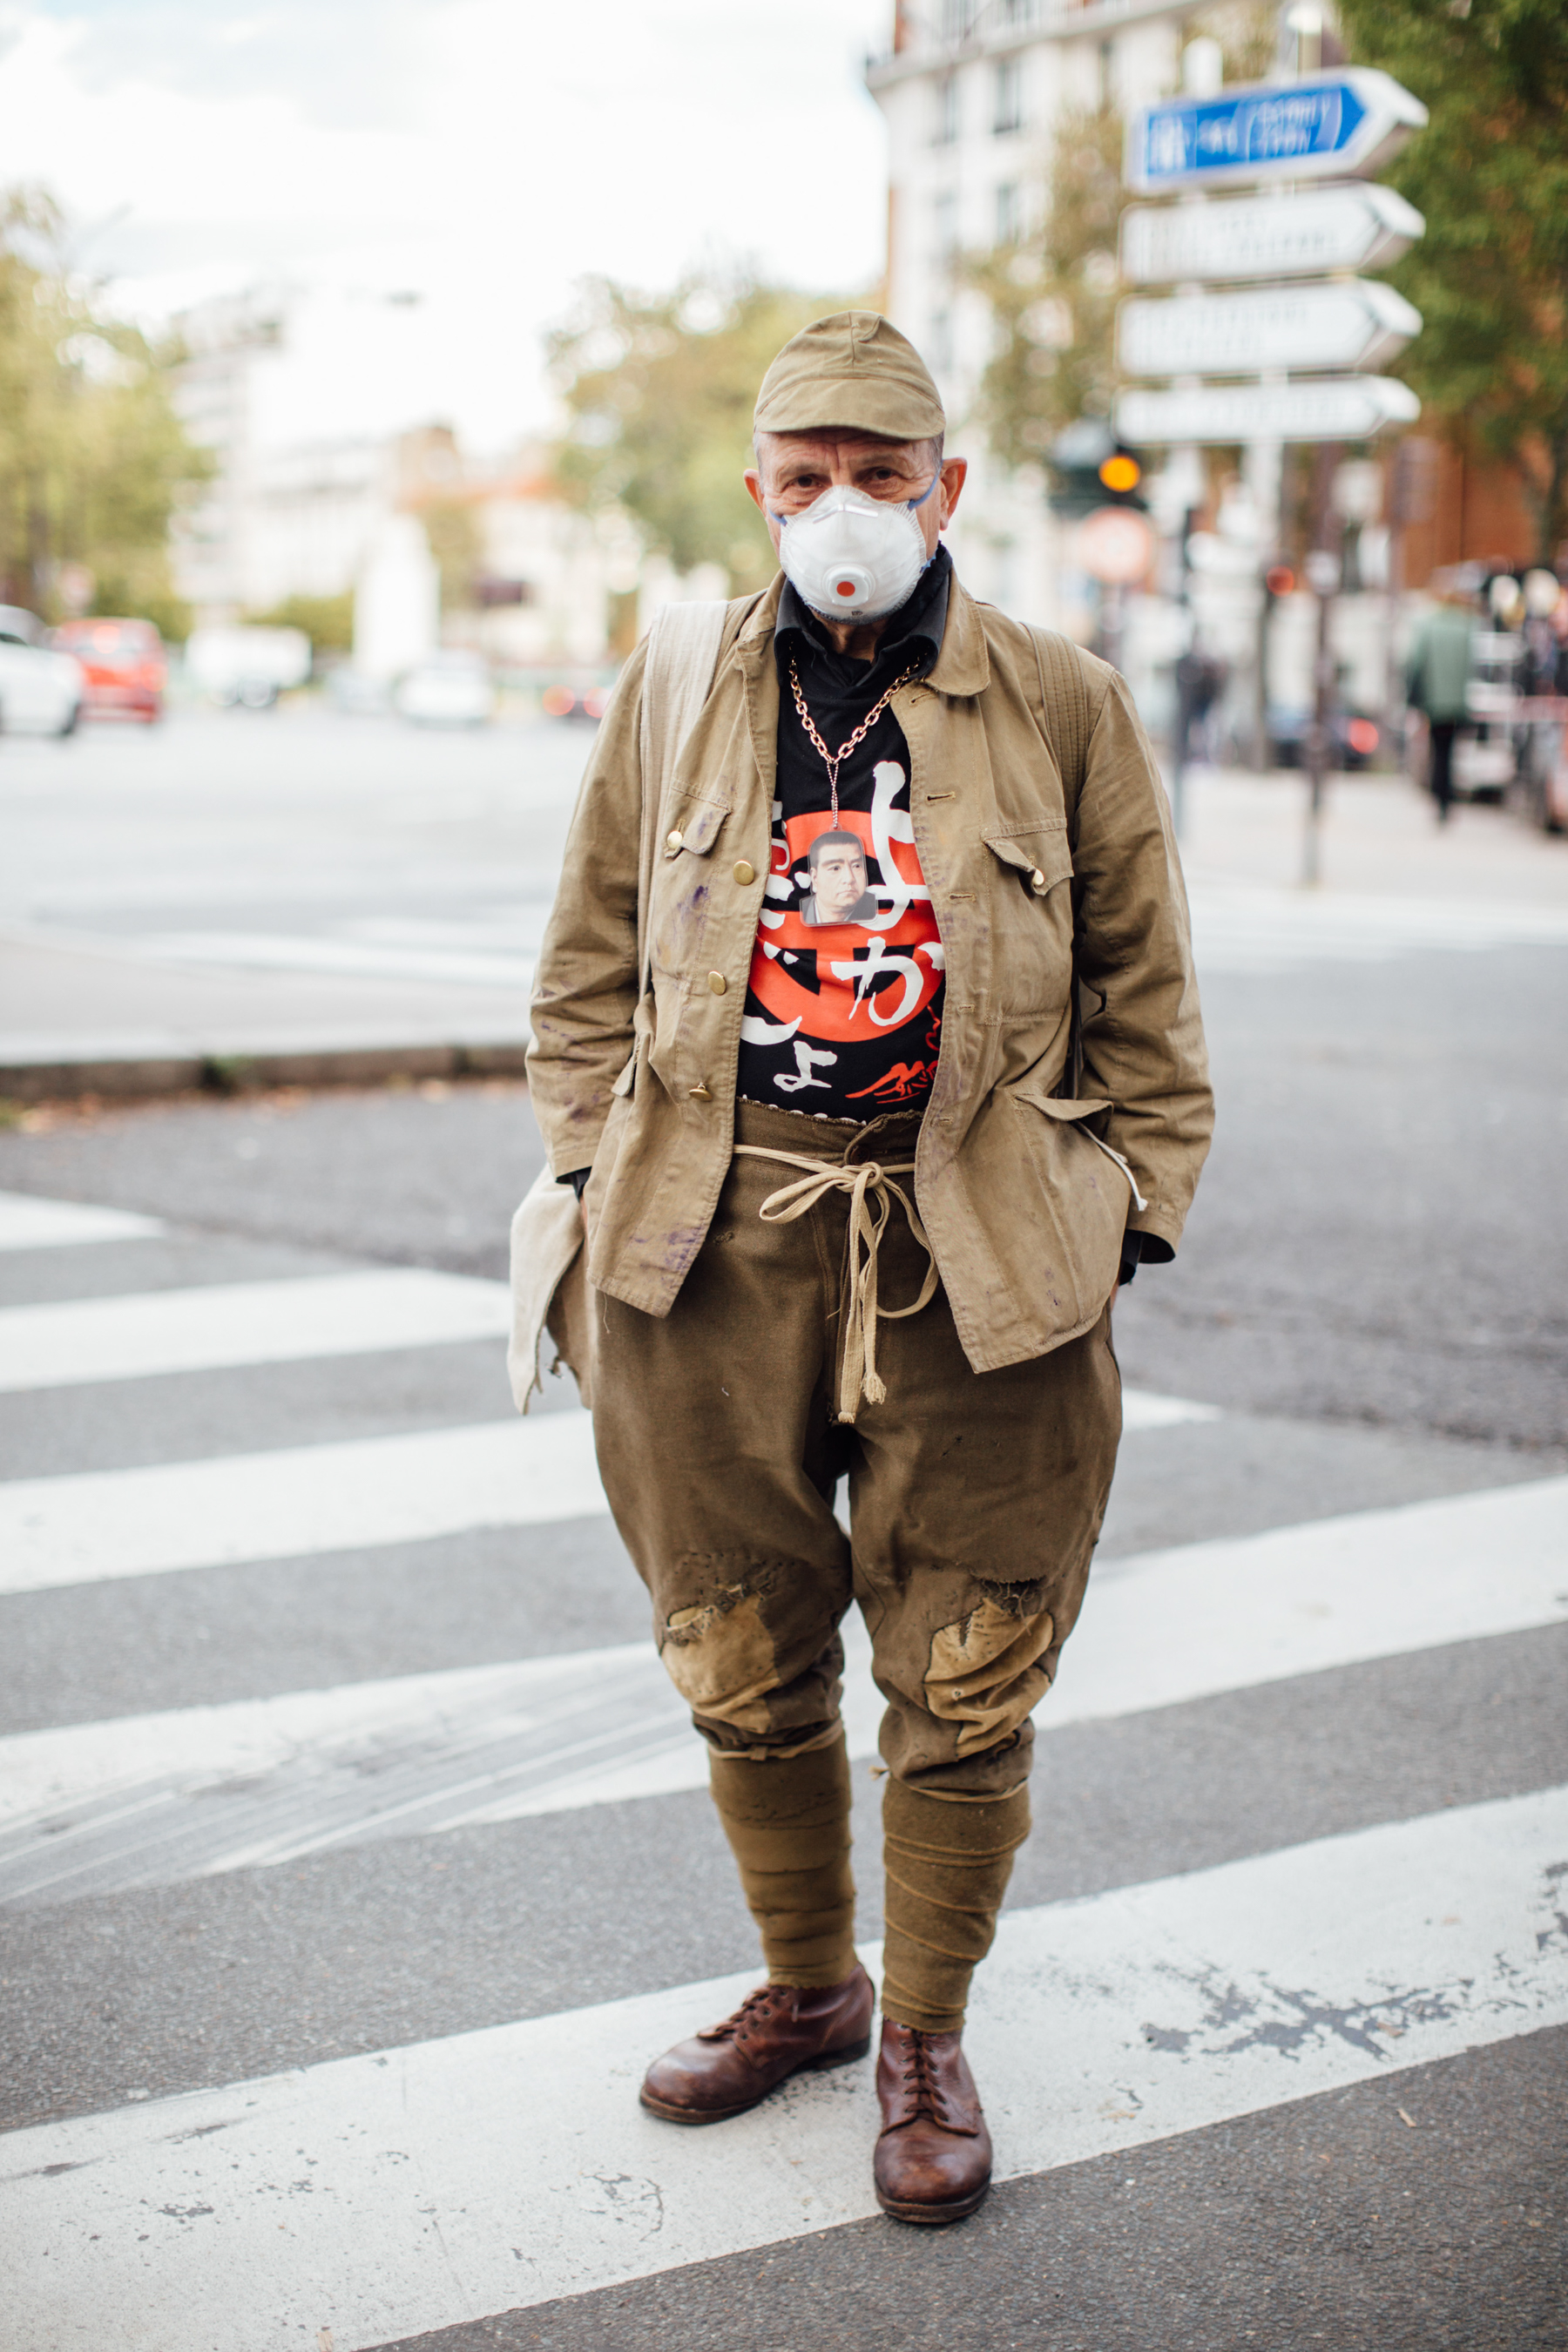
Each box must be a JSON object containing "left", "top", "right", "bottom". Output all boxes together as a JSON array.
[{"left": 0, "top": 1039, "right": 531, "bottom": 1106}]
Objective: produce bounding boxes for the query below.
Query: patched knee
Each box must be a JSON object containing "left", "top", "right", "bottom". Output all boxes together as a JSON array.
[
  {"left": 660, "top": 1569, "right": 781, "bottom": 1734},
  {"left": 924, "top": 1598, "right": 1055, "bottom": 1757}
]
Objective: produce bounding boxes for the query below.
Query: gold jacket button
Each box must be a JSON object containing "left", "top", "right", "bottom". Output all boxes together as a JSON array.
[
  {"left": 666, "top": 828, "right": 683, "bottom": 851},
  {"left": 688, "top": 1083, "right": 713, "bottom": 1100},
  {"left": 707, "top": 970, "right": 727, "bottom": 996},
  {"left": 733, "top": 860, "right": 756, "bottom": 886},
  {"left": 1030, "top": 868, "right": 1045, "bottom": 889}
]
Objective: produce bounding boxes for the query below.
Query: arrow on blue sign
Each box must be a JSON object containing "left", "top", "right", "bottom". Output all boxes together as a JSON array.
[{"left": 1127, "top": 69, "right": 1427, "bottom": 193}]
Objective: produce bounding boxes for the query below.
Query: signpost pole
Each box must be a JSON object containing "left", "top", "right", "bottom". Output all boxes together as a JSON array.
[
  {"left": 1117, "top": 48, "right": 1427, "bottom": 881},
  {"left": 1302, "top": 448, "right": 1343, "bottom": 888}
]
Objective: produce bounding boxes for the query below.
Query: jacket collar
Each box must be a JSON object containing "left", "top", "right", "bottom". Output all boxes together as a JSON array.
[
  {"left": 737, "top": 562, "right": 990, "bottom": 698},
  {"left": 925, "top": 574, "right": 990, "bottom": 699}
]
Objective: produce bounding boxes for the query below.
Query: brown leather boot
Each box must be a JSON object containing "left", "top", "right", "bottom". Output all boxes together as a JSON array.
[
  {"left": 639, "top": 1965, "right": 875, "bottom": 2124},
  {"left": 874, "top": 2017, "right": 992, "bottom": 2223}
]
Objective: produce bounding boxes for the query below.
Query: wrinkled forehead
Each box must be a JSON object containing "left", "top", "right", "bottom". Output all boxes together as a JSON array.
[{"left": 755, "top": 428, "right": 933, "bottom": 476}]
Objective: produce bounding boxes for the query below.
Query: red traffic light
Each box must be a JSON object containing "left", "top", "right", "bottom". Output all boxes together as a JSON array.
[{"left": 1265, "top": 564, "right": 1296, "bottom": 596}]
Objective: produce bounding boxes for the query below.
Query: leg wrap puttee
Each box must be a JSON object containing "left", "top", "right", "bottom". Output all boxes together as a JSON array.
[
  {"left": 707, "top": 1736, "right": 858, "bottom": 1989},
  {"left": 881, "top": 1776, "right": 1031, "bottom": 2033}
]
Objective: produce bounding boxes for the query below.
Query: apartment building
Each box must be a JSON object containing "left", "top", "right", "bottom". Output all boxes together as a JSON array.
[{"left": 867, "top": 0, "right": 1196, "bottom": 633}]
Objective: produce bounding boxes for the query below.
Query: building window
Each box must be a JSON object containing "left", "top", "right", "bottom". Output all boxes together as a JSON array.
[
  {"left": 993, "top": 57, "right": 1023, "bottom": 133},
  {"left": 1098, "top": 39, "right": 1116, "bottom": 109},
  {"left": 929, "top": 309, "right": 954, "bottom": 374},
  {"left": 934, "top": 73, "right": 959, "bottom": 145},
  {"left": 933, "top": 192, "right": 960, "bottom": 267},
  {"left": 995, "top": 181, "right": 1022, "bottom": 246},
  {"left": 940, "top": 0, "right": 973, "bottom": 40}
]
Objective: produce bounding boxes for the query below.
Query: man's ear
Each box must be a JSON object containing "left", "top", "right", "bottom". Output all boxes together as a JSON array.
[
  {"left": 937, "top": 456, "right": 969, "bottom": 528},
  {"left": 743, "top": 470, "right": 767, "bottom": 515}
]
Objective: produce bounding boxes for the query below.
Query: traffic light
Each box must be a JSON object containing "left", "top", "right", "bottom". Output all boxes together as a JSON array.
[{"left": 1048, "top": 418, "right": 1147, "bottom": 517}]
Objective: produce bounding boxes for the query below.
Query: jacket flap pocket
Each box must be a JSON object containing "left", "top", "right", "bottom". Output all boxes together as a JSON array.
[
  {"left": 663, "top": 797, "right": 728, "bottom": 858},
  {"left": 983, "top": 826, "right": 1073, "bottom": 895},
  {"left": 1010, "top": 1086, "right": 1112, "bottom": 1122}
]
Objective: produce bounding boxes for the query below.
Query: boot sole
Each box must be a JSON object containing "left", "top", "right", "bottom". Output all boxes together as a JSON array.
[
  {"left": 875, "top": 2178, "right": 991, "bottom": 2227},
  {"left": 639, "top": 2032, "right": 873, "bottom": 2126}
]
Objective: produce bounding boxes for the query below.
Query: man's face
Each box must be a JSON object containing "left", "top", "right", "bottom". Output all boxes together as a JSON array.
[
  {"left": 813, "top": 840, "right": 868, "bottom": 921},
  {"left": 744, "top": 432, "right": 967, "bottom": 562}
]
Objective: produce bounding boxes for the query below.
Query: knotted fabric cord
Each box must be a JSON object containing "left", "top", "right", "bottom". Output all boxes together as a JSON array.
[
  {"left": 787, "top": 657, "right": 921, "bottom": 819},
  {"left": 733, "top": 1146, "right": 937, "bottom": 1422}
]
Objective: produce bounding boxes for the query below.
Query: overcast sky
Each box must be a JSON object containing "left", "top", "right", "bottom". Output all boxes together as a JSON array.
[{"left": 0, "top": 0, "right": 891, "bottom": 449}]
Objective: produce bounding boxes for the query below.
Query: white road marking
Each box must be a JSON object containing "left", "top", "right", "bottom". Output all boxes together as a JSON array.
[
  {"left": 3, "top": 1786, "right": 1564, "bottom": 2351},
  {"left": 0, "top": 1191, "right": 164, "bottom": 1252},
  {"left": 1119, "top": 1385, "right": 1220, "bottom": 1429},
  {"left": 2, "top": 1476, "right": 1562, "bottom": 1907},
  {"left": 0, "top": 1268, "right": 511, "bottom": 1393},
  {"left": 1186, "top": 881, "right": 1568, "bottom": 974},
  {"left": 0, "top": 1389, "right": 1213, "bottom": 1597},
  {"left": 0, "top": 1416, "right": 604, "bottom": 1596},
  {"left": 138, "top": 930, "right": 537, "bottom": 990}
]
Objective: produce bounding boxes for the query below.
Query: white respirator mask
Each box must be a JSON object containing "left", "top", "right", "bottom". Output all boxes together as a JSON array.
[{"left": 774, "top": 477, "right": 937, "bottom": 623}]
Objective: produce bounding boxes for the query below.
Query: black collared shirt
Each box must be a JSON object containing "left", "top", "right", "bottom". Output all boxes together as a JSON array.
[{"left": 733, "top": 547, "right": 952, "bottom": 1120}]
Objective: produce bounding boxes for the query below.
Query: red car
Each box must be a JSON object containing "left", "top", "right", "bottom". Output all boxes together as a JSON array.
[{"left": 51, "top": 618, "right": 166, "bottom": 721}]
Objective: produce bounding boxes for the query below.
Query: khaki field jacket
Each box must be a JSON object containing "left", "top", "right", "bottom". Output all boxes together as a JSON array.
[{"left": 526, "top": 573, "right": 1213, "bottom": 1376}]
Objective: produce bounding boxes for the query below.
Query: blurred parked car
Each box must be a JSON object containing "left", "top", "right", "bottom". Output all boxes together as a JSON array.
[
  {"left": 394, "top": 650, "right": 495, "bottom": 727},
  {"left": 541, "top": 683, "right": 608, "bottom": 722},
  {"left": 0, "top": 605, "right": 84, "bottom": 737},
  {"left": 186, "top": 625, "right": 311, "bottom": 710},
  {"left": 1267, "top": 705, "right": 1382, "bottom": 771},
  {"left": 51, "top": 617, "right": 166, "bottom": 722}
]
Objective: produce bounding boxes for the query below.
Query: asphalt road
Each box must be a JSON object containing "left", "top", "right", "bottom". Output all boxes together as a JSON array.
[{"left": 1, "top": 710, "right": 1565, "bottom": 2350}]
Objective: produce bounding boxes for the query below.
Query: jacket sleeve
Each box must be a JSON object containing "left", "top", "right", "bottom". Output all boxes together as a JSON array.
[
  {"left": 524, "top": 639, "right": 649, "bottom": 1178},
  {"left": 1071, "top": 665, "right": 1214, "bottom": 1257}
]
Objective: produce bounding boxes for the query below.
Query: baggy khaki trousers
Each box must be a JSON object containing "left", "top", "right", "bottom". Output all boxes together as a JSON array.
[{"left": 591, "top": 1098, "right": 1124, "bottom": 1802}]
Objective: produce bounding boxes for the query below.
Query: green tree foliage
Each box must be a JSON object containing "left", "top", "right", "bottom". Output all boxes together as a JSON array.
[
  {"left": 969, "top": 106, "right": 1124, "bottom": 472},
  {"left": 419, "top": 498, "right": 483, "bottom": 612},
  {"left": 546, "top": 272, "right": 853, "bottom": 597},
  {"left": 1335, "top": 0, "right": 1568, "bottom": 560},
  {"left": 0, "top": 187, "right": 210, "bottom": 631}
]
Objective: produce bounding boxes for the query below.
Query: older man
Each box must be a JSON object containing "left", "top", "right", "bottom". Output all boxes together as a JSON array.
[{"left": 526, "top": 313, "right": 1212, "bottom": 2224}]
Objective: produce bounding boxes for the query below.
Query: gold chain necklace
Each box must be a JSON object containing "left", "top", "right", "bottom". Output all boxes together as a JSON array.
[{"left": 787, "top": 655, "right": 919, "bottom": 819}]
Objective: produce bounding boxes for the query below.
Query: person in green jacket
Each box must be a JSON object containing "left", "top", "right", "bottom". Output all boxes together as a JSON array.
[{"left": 1405, "top": 591, "right": 1476, "bottom": 822}]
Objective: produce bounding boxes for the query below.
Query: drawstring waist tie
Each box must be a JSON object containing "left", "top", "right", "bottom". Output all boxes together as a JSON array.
[{"left": 733, "top": 1145, "right": 938, "bottom": 1423}]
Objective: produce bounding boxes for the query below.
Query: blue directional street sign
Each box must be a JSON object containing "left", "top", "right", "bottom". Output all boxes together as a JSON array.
[{"left": 1126, "top": 69, "right": 1427, "bottom": 193}]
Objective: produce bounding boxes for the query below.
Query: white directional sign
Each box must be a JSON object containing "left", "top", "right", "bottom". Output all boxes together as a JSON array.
[
  {"left": 1127, "top": 69, "right": 1428, "bottom": 193},
  {"left": 1119, "top": 184, "right": 1424, "bottom": 287},
  {"left": 1118, "top": 280, "right": 1421, "bottom": 379},
  {"left": 1116, "top": 376, "right": 1421, "bottom": 448}
]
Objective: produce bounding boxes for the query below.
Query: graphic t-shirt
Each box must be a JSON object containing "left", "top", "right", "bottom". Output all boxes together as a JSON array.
[{"left": 735, "top": 551, "right": 950, "bottom": 1119}]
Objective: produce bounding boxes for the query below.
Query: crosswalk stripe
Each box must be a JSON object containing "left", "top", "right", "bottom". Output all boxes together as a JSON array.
[
  {"left": 0, "top": 1191, "right": 165, "bottom": 1252},
  {"left": 0, "top": 1389, "right": 1213, "bottom": 1597},
  {"left": 4, "top": 1784, "right": 1564, "bottom": 2350},
  {"left": 138, "top": 930, "right": 538, "bottom": 990},
  {"left": 0, "top": 1416, "right": 604, "bottom": 1595},
  {"left": 1186, "top": 882, "right": 1568, "bottom": 972},
  {"left": 0, "top": 1268, "right": 512, "bottom": 1393},
  {"left": 3, "top": 1476, "right": 1562, "bottom": 1908}
]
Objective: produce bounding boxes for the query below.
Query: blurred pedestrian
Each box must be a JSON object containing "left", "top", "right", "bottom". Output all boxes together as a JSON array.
[
  {"left": 520, "top": 314, "right": 1212, "bottom": 2225},
  {"left": 1405, "top": 587, "right": 1476, "bottom": 824}
]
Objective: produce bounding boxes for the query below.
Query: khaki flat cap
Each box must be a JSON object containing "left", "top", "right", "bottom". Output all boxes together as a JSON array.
[{"left": 754, "top": 310, "right": 945, "bottom": 442}]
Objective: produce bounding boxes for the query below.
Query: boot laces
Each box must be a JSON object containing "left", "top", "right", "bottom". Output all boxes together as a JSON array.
[
  {"left": 702, "top": 1984, "right": 789, "bottom": 2049},
  {"left": 901, "top": 2028, "right": 953, "bottom": 2125}
]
